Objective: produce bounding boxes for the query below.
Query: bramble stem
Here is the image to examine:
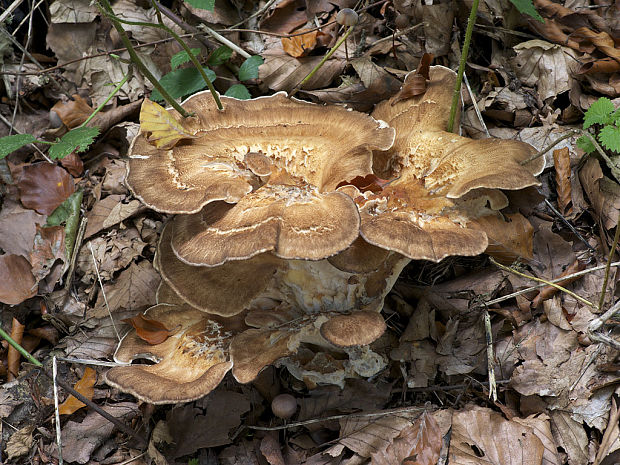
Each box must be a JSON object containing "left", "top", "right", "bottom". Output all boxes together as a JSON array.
[{"left": 447, "top": 0, "right": 479, "bottom": 133}]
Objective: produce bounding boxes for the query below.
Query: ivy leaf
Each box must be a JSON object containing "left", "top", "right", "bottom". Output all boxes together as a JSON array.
[
  {"left": 0, "top": 134, "right": 36, "bottom": 159},
  {"left": 508, "top": 0, "right": 544, "bottom": 22},
  {"left": 238, "top": 55, "right": 263, "bottom": 81},
  {"left": 184, "top": 0, "right": 214, "bottom": 10},
  {"left": 577, "top": 134, "right": 596, "bottom": 154},
  {"left": 48, "top": 126, "right": 99, "bottom": 160},
  {"left": 598, "top": 125, "right": 620, "bottom": 153},
  {"left": 583, "top": 97, "right": 615, "bottom": 129},
  {"left": 150, "top": 66, "right": 217, "bottom": 102},
  {"left": 224, "top": 84, "right": 251, "bottom": 100},
  {"left": 207, "top": 46, "right": 232, "bottom": 66},
  {"left": 170, "top": 48, "right": 201, "bottom": 70}
]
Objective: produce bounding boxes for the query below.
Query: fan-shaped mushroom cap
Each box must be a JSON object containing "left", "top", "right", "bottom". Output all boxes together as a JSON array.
[
  {"left": 157, "top": 222, "right": 284, "bottom": 315},
  {"left": 127, "top": 92, "right": 395, "bottom": 214},
  {"left": 320, "top": 311, "right": 387, "bottom": 347},
  {"left": 105, "top": 304, "right": 244, "bottom": 404}
]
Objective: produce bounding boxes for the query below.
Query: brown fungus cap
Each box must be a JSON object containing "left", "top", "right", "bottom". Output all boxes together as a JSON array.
[
  {"left": 105, "top": 304, "right": 245, "bottom": 404},
  {"left": 156, "top": 221, "right": 284, "bottom": 315},
  {"left": 127, "top": 92, "right": 394, "bottom": 214},
  {"left": 320, "top": 311, "right": 387, "bottom": 347}
]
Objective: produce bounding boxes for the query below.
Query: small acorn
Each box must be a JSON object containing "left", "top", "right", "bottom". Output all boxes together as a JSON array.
[
  {"left": 336, "top": 8, "right": 359, "bottom": 27},
  {"left": 271, "top": 393, "right": 297, "bottom": 420}
]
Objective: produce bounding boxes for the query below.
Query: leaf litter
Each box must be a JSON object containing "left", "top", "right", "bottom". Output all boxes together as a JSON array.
[{"left": 1, "top": 0, "right": 620, "bottom": 464}]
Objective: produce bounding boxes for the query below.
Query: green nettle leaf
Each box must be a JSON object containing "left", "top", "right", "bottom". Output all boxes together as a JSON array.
[
  {"left": 598, "top": 125, "right": 620, "bottom": 153},
  {"left": 184, "top": 0, "right": 214, "bottom": 10},
  {"left": 508, "top": 0, "right": 544, "bottom": 22},
  {"left": 49, "top": 126, "right": 100, "bottom": 160},
  {"left": 150, "top": 67, "right": 217, "bottom": 102},
  {"left": 207, "top": 46, "right": 233, "bottom": 66},
  {"left": 0, "top": 133, "right": 36, "bottom": 159},
  {"left": 224, "top": 84, "right": 252, "bottom": 100},
  {"left": 583, "top": 97, "right": 615, "bottom": 129},
  {"left": 170, "top": 48, "right": 201, "bottom": 70},
  {"left": 238, "top": 55, "right": 263, "bottom": 81},
  {"left": 577, "top": 134, "right": 596, "bottom": 154}
]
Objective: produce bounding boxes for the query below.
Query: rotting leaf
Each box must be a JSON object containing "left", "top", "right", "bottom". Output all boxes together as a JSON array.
[
  {"left": 531, "top": 259, "right": 585, "bottom": 309},
  {"left": 139, "top": 99, "right": 197, "bottom": 149},
  {"left": 470, "top": 213, "right": 534, "bottom": 263},
  {"left": 282, "top": 30, "right": 317, "bottom": 58},
  {"left": 50, "top": 94, "right": 94, "bottom": 129},
  {"left": 58, "top": 367, "right": 96, "bottom": 416},
  {"left": 391, "top": 53, "right": 434, "bottom": 105},
  {"left": 553, "top": 148, "right": 573, "bottom": 216},
  {"left": 0, "top": 255, "right": 37, "bottom": 305},
  {"left": 122, "top": 314, "right": 173, "bottom": 345},
  {"left": 17, "top": 163, "right": 75, "bottom": 215}
]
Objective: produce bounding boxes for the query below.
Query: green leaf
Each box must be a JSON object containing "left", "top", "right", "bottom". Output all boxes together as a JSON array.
[
  {"left": 46, "top": 190, "right": 83, "bottom": 259},
  {"left": 150, "top": 67, "right": 217, "bottom": 102},
  {"left": 577, "top": 134, "right": 596, "bottom": 154},
  {"left": 184, "top": 0, "right": 214, "bottom": 10},
  {"left": 170, "top": 48, "right": 201, "bottom": 70},
  {"left": 48, "top": 126, "right": 99, "bottom": 160},
  {"left": 508, "top": 0, "right": 544, "bottom": 22},
  {"left": 224, "top": 84, "right": 251, "bottom": 100},
  {"left": 238, "top": 55, "right": 263, "bottom": 81},
  {"left": 598, "top": 125, "right": 620, "bottom": 153},
  {"left": 207, "top": 46, "right": 232, "bottom": 66},
  {"left": 0, "top": 133, "right": 36, "bottom": 159},
  {"left": 583, "top": 97, "right": 615, "bottom": 129}
]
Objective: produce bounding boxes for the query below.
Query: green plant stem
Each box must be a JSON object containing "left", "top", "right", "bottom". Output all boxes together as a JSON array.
[
  {"left": 80, "top": 70, "right": 132, "bottom": 128},
  {"left": 447, "top": 0, "right": 479, "bottom": 133},
  {"left": 0, "top": 325, "right": 148, "bottom": 446},
  {"left": 597, "top": 214, "right": 620, "bottom": 311},
  {"left": 96, "top": 0, "right": 192, "bottom": 118},
  {"left": 289, "top": 25, "right": 355, "bottom": 99}
]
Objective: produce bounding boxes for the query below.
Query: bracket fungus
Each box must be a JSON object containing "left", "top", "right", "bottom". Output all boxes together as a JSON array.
[{"left": 108, "top": 67, "right": 545, "bottom": 403}]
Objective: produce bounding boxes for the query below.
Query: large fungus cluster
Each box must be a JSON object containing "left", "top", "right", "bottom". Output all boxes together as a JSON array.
[{"left": 105, "top": 66, "right": 544, "bottom": 403}]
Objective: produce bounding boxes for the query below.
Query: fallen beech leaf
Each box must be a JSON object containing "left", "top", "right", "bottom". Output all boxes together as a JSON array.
[
  {"left": 59, "top": 151, "right": 84, "bottom": 177},
  {"left": 29, "top": 225, "right": 66, "bottom": 282},
  {"left": 122, "top": 314, "right": 173, "bottom": 345},
  {"left": 470, "top": 213, "right": 534, "bottom": 263},
  {"left": 17, "top": 163, "right": 75, "bottom": 215},
  {"left": 8, "top": 318, "right": 25, "bottom": 381},
  {"left": 58, "top": 367, "right": 96, "bottom": 415},
  {"left": 553, "top": 147, "right": 572, "bottom": 216},
  {"left": 391, "top": 53, "right": 434, "bottom": 105},
  {"left": 0, "top": 254, "right": 37, "bottom": 305},
  {"left": 50, "top": 94, "right": 93, "bottom": 129},
  {"left": 139, "top": 99, "right": 197, "bottom": 149},
  {"left": 531, "top": 259, "right": 585, "bottom": 309},
  {"left": 281, "top": 30, "right": 317, "bottom": 58}
]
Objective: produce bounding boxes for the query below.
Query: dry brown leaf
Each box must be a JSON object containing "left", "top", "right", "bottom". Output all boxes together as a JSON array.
[
  {"left": 260, "top": 433, "right": 286, "bottom": 465},
  {"left": 0, "top": 255, "right": 37, "bottom": 305},
  {"left": 51, "top": 94, "right": 93, "bottom": 129},
  {"left": 531, "top": 259, "right": 585, "bottom": 309},
  {"left": 17, "top": 163, "right": 75, "bottom": 215},
  {"left": 282, "top": 30, "right": 317, "bottom": 57},
  {"left": 259, "top": 53, "right": 346, "bottom": 93},
  {"left": 29, "top": 225, "right": 66, "bottom": 282},
  {"left": 594, "top": 397, "right": 620, "bottom": 465},
  {"left": 0, "top": 199, "right": 46, "bottom": 259},
  {"left": 553, "top": 148, "right": 573, "bottom": 216},
  {"left": 372, "top": 411, "right": 442, "bottom": 465},
  {"left": 391, "top": 53, "right": 434, "bottom": 105},
  {"left": 451, "top": 406, "right": 544, "bottom": 465},
  {"left": 548, "top": 411, "right": 588, "bottom": 465},
  {"left": 84, "top": 194, "right": 145, "bottom": 238},
  {"left": 260, "top": 0, "right": 307, "bottom": 33},
  {"left": 140, "top": 99, "right": 198, "bottom": 149},
  {"left": 59, "top": 151, "right": 84, "bottom": 177},
  {"left": 58, "top": 367, "right": 96, "bottom": 416},
  {"left": 122, "top": 314, "right": 172, "bottom": 345},
  {"left": 5, "top": 426, "right": 34, "bottom": 461},
  {"left": 579, "top": 157, "right": 620, "bottom": 230},
  {"left": 7, "top": 318, "right": 25, "bottom": 381},
  {"left": 470, "top": 213, "right": 534, "bottom": 263}
]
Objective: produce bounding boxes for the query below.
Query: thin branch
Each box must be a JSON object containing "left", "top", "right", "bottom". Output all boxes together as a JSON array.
[
  {"left": 89, "top": 242, "right": 121, "bottom": 342},
  {"left": 52, "top": 356, "right": 64, "bottom": 465}
]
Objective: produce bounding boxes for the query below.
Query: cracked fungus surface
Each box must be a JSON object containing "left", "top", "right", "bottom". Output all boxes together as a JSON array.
[{"left": 127, "top": 92, "right": 395, "bottom": 214}]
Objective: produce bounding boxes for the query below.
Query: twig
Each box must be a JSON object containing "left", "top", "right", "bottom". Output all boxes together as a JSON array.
[
  {"left": 489, "top": 257, "right": 595, "bottom": 308},
  {"left": 198, "top": 24, "right": 251, "bottom": 59},
  {"left": 0, "top": 0, "right": 26, "bottom": 23},
  {"left": 52, "top": 356, "right": 63, "bottom": 465},
  {"left": 64, "top": 217, "right": 87, "bottom": 292},
  {"left": 10, "top": 0, "right": 44, "bottom": 35},
  {"left": 81, "top": 70, "right": 132, "bottom": 127},
  {"left": 56, "top": 356, "right": 131, "bottom": 367},
  {"left": 230, "top": 0, "right": 277, "bottom": 28},
  {"left": 484, "top": 310, "right": 497, "bottom": 401},
  {"left": 463, "top": 72, "right": 489, "bottom": 137},
  {"left": 544, "top": 199, "right": 596, "bottom": 252},
  {"left": 89, "top": 241, "right": 121, "bottom": 342},
  {"left": 520, "top": 129, "right": 578, "bottom": 166},
  {"left": 481, "top": 261, "right": 620, "bottom": 307},
  {"left": 569, "top": 344, "right": 604, "bottom": 391},
  {"left": 362, "top": 23, "right": 422, "bottom": 48},
  {"left": 152, "top": 1, "right": 216, "bottom": 51},
  {"left": 597, "top": 214, "right": 620, "bottom": 312},
  {"left": 0, "top": 326, "right": 148, "bottom": 447},
  {"left": 248, "top": 405, "right": 429, "bottom": 431}
]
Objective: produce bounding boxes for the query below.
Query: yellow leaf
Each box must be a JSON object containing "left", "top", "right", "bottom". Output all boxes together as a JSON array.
[
  {"left": 58, "top": 367, "right": 96, "bottom": 416},
  {"left": 140, "top": 99, "right": 197, "bottom": 149},
  {"left": 281, "top": 30, "right": 318, "bottom": 58}
]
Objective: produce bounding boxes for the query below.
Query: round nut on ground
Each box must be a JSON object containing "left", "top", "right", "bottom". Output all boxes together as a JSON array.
[
  {"left": 271, "top": 393, "right": 297, "bottom": 419},
  {"left": 336, "top": 8, "right": 358, "bottom": 27}
]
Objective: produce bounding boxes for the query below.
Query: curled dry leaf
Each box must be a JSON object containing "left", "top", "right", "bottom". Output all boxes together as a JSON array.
[
  {"left": 50, "top": 94, "right": 93, "bottom": 129},
  {"left": 0, "top": 254, "right": 37, "bottom": 305},
  {"left": 391, "top": 53, "right": 434, "bottom": 105},
  {"left": 122, "top": 314, "right": 174, "bottom": 345},
  {"left": 470, "top": 212, "right": 535, "bottom": 263},
  {"left": 281, "top": 29, "right": 317, "bottom": 58},
  {"left": 553, "top": 147, "right": 573, "bottom": 216},
  {"left": 58, "top": 367, "right": 96, "bottom": 416},
  {"left": 17, "top": 163, "right": 75, "bottom": 215},
  {"left": 8, "top": 318, "right": 25, "bottom": 381},
  {"left": 531, "top": 259, "right": 586, "bottom": 309}
]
